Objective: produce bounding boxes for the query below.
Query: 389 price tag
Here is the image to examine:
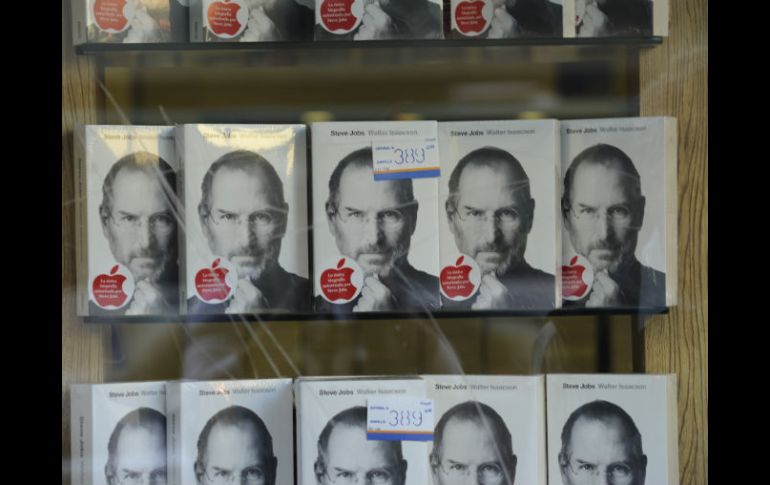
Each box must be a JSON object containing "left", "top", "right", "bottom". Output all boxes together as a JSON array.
[
  {"left": 367, "top": 397, "right": 434, "bottom": 441},
  {"left": 372, "top": 140, "right": 440, "bottom": 181}
]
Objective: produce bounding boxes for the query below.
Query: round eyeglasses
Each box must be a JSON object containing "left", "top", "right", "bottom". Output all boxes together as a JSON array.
[
  {"left": 564, "top": 460, "right": 634, "bottom": 485},
  {"left": 114, "top": 469, "right": 167, "bottom": 485},
  {"left": 204, "top": 466, "right": 265, "bottom": 484},
  {"left": 437, "top": 460, "right": 505, "bottom": 485},
  {"left": 110, "top": 212, "right": 175, "bottom": 235}
]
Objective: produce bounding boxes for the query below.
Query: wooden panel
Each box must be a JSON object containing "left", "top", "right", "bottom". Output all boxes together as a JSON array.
[
  {"left": 640, "top": 0, "right": 708, "bottom": 483},
  {"left": 62, "top": 0, "right": 106, "bottom": 481}
]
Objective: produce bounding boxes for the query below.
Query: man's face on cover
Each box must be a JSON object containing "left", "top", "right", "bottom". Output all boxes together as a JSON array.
[
  {"left": 328, "top": 163, "right": 417, "bottom": 278},
  {"left": 201, "top": 167, "right": 286, "bottom": 282},
  {"left": 564, "top": 162, "right": 643, "bottom": 273},
  {"left": 559, "top": 417, "right": 646, "bottom": 485},
  {"left": 102, "top": 167, "right": 176, "bottom": 283},
  {"left": 319, "top": 424, "right": 406, "bottom": 485},
  {"left": 107, "top": 423, "right": 167, "bottom": 485},
  {"left": 197, "top": 423, "right": 274, "bottom": 485},
  {"left": 448, "top": 162, "right": 533, "bottom": 276},
  {"left": 433, "top": 417, "right": 515, "bottom": 485}
]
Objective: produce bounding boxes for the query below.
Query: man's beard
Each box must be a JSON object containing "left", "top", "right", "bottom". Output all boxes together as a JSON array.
[
  {"left": 473, "top": 241, "right": 524, "bottom": 277},
  {"left": 127, "top": 250, "right": 175, "bottom": 284},
  {"left": 354, "top": 240, "right": 410, "bottom": 278},
  {"left": 228, "top": 241, "right": 280, "bottom": 283}
]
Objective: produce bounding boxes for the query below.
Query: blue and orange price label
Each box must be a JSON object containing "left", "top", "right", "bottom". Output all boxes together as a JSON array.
[
  {"left": 372, "top": 140, "right": 440, "bottom": 181},
  {"left": 367, "top": 397, "right": 434, "bottom": 441}
]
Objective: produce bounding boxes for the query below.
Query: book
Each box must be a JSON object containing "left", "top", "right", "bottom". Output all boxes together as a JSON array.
[
  {"left": 563, "top": 0, "right": 668, "bottom": 37},
  {"left": 166, "top": 379, "right": 294, "bottom": 485},
  {"left": 311, "top": 121, "right": 441, "bottom": 314},
  {"left": 72, "top": 0, "right": 189, "bottom": 45},
  {"left": 545, "top": 374, "right": 678, "bottom": 485},
  {"left": 75, "top": 125, "right": 180, "bottom": 317},
  {"left": 559, "top": 117, "right": 677, "bottom": 309},
  {"left": 177, "top": 124, "right": 310, "bottom": 314},
  {"left": 295, "top": 376, "right": 431, "bottom": 485},
  {"left": 423, "top": 375, "right": 547, "bottom": 485},
  {"left": 438, "top": 120, "right": 561, "bottom": 311},
  {"left": 189, "top": 0, "right": 314, "bottom": 42},
  {"left": 449, "top": 0, "right": 564, "bottom": 39},
  {"left": 70, "top": 381, "right": 167, "bottom": 485},
  {"left": 315, "top": 0, "right": 444, "bottom": 40}
]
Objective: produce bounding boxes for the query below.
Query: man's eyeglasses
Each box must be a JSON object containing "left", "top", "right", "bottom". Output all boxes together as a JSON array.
[
  {"left": 109, "top": 212, "right": 175, "bottom": 235},
  {"left": 114, "top": 469, "right": 167, "bottom": 485},
  {"left": 563, "top": 459, "right": 634, "bottom": 485},
  {"left": 567, "top": 204, "right": 635, "bottom": 228},
  {"left": 204, "top": 466, "right": 266, "bottom": 484},
  {"left": 453, "top": 206, "right": 523, "bottom": 229},
  {"left": 436, "top": 459, "right": 505, "bottom": 485},
  {"left": 322, "top": 467, "right": 394, "bottom": 485},
  {"left": 206, "top": 209, "right": 284, "bottom": 231},
  {"left": 333, "top": 202, "right": 416, "bottom": 229}
]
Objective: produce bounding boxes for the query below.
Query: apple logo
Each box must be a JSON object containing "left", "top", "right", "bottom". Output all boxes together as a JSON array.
[
  {"left": 91, "top": 264, "right": 135, "bottom": 310},
  {"left": 440, "top": 255, "right": 482, "bottom": 301},
  {"left": 454, "top": 0, "right": 492, "bottom": 36},
  {"left": 207, "top": 0, "right": 248, "bottom": 38},
  {"left": 318, "top": 257, "right": 363, "bottom": 304},
  {"left": 320, "top": 0, "right": 363, "bottom": 33},
  {"left": 195, "top": 257, "right": 237, "bottom": 303},
  {"left": 93, "top": 0, "right": 132, "bottom": 33},
  {"left": 562, "top": 254, "right": 594, "bottom": 301}
]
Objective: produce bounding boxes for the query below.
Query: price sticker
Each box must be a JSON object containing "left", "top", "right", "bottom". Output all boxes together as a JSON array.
[
  {"left": 367, "top": 397, "right": 434, "bottom": 441},
  {"left": 372, "top": 140, "right": 440, "bottom": 181}
]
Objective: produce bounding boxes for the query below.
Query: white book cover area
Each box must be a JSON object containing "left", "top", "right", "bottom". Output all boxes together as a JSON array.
[
  {"left": 72, "top": 0, "right": 189, "bottom": 45},
  {"left": 178, "top": 124, "right": 310, "bottom": 315},
  {"left": 560, "top": 117, "right": 677, "bottom": 309},
  {"left": 295, "top": 377, "right": 431, "bottom": 485},
  {"left": 315, "top": 0, "right": 444, "bottom": 40},
  {"left": 449, "top": 0, "right": 564, "bottom": 39},
  {"left": 166, "top": 379, "right": 294, "bottom": 485},
  {"left": 438, "top": 120, "right": 560, "bottom": 311},
  {"left": 311, "top": 121, "right": 440, "bottom": 314},
  {"left": 70, "top": 381, "right": 167, "bottom": 485},
  {"left": 424, "top": 375, "right": 547, "bottom": 485},
  {"left": 75, "top": 125, "right": 179, "bottom": 317},
  {"left": 546, "top": 374, "right": 678, "bottom": 485}
]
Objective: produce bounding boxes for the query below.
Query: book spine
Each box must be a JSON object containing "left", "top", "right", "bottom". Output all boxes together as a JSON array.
[
  {"left": 71, "top": 0, "right": 88, "bottom": 45},
  {"left": 175, "top": 126, "right": 188, "bottom": 314},
  {"left": 189, "top": 0, "right": 204, "bottom": 42},
  {"left": 664, "top": 117, "right": 679, "bottom": 306},
  {"left": 70, "top": 385, "right": 93, "bottom": 485},
  {"left": 74, "top": 125, "right": 89, "bottom": 316},
  {"left": 166, "top": 382, "right": 182, "bottom": 485}
]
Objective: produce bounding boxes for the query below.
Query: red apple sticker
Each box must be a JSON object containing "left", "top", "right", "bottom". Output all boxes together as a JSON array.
[
  {"left": 562, "top": 254, "right": 594, "bottom": 300},
  {"left": 195, "top": 258, "right": 236, "bottom": 303},
  {"left": 207, "top": 0, "right": 247, "bottom": 38},
  {"left": 454, "top": 0, "right": 491, "bottom": 36},
  {"left": 440, "top": 255, "right": 482, "bottom": 301},
  {"left": 91, "top": 264, "right": 134, "bottom": 309},
  {"left": 319, "top": 0, "right": 362, "bottom": 34},
  {"left": 319, "top": 257, "right": 363, "bottom": 304},
  {"left": 93, "top": 0, "right": 131, "bottom": 33}
]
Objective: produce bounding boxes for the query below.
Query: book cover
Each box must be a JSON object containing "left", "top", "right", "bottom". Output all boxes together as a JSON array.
[
  {"left": 311, "top": 121, "right": 441, "bottom": 314},
  {"left": 295, "top": 376, "right": 431, "bottom": 485},
  {"left": 438, "top": 120, "right": 561, "bottom": 311},
  {"left": 315, "top": 0, "right": 444, "bottom": 40},
  {"left": 178, "top": 124, "right": 310, "bottom": 314},
  {"left": 423, "top": 375, "right": 547, "bottom": 485},
  {"left": 449, "top": 0, "right": 563, "bottom": 39},
  {"left": 72, "top": 0, "right": 189, "bottom": 45},
  {"left": 76, "top": 125, "right": 179, "bottom": 317},
  {"left": 189, "top": 0, "right": 314, "bottom": 42},
  {"left": 545, "top": 374, "right": 678, "bottom": 485},
  {"left": 563, "top": 0, "right": 666, "bottom": 37},
  {"left": 560, "top": 117, "right": 677, "bottom": 309},
  {"left": 70, "top": 381, "right": 167, "bottom": 485},
  {"left": 166, "top": 379, "right": 294, "bottom": 485}
]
